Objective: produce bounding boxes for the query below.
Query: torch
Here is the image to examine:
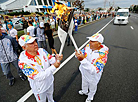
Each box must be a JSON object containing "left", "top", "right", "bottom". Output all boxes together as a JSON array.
[{"left": 51, "top": 2, "right": 79, "bottom": 55}]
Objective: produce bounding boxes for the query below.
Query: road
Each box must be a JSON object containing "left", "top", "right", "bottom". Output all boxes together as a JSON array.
[{"left": 0, "top": 14, "right": 138, "bottom": 102}]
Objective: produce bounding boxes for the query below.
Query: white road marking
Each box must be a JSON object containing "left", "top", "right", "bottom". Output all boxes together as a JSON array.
[
  {"left": 17, "top": 18, "right": 114, "bottom": 102},
  {"left": 130, "top": 26, "right": 134, "bottom": 30}
]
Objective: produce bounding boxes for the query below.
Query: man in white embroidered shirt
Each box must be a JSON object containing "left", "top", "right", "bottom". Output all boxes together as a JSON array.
[
  {"left": 18, "top": 35, "right": 63, "bottom": 102},
  {"left": 75, "top": 33, "right": 109, "bottom": 102}
]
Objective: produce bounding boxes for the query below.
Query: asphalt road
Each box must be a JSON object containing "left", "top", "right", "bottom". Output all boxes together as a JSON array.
[{"left": 0, "top": 14, "right": 138, "bottom": 102}]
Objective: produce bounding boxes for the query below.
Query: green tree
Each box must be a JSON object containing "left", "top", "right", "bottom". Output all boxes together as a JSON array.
[
  {"left": 72, "top": 0, "right": 84, "bottom": 13},
  {"left": 133, "top": 5, "right": 138, "bottom": 12},
  {"left": 85, "top": 8, "right": 89, "bottom": 12},
  {"left": 98, "top": 7, "right": 103, "bottom": 11}
]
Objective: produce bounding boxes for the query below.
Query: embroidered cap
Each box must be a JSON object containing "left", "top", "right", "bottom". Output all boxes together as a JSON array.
[
  {"left": 19, "top": 35, "right": 37, "bottom": 47},
  {"left": 87, "top": 33, "right": 104, "bottom": 43}
]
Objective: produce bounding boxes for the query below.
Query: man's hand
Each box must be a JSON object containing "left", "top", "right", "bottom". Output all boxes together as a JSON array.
[
  {"left": 75, "top": 50, "right": 85, "bottom": 61},
  {"left": 53, "top": 61, "right": 60, "bottom": 68},
  {"left": 55, "top": 54, "right": 63, "bottom": 61}
]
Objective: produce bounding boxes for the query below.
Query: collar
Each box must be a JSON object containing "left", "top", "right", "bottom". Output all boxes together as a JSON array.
[
  {"left": 92, "top": 45, "right": 104, "bottom": 53},
  {"left": 25, "top": 51, "right": 40, "bottom": 59},
  {"left": 9, "top": 28, "right": 13, "bottom": 31}
]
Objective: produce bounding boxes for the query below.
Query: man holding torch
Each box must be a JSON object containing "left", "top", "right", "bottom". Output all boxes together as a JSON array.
[
  {"left": 75, "top": 33, "right": 109, "bottom": 102},
  {"left": 18, "top": 35, "right": 63, "bottom": 102}
]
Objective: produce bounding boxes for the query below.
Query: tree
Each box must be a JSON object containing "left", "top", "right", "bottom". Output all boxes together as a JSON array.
[
  {"left": 133, "top": 5, "right": 138, "bottom": 12},
  {"left": 85, "top": 8, "right": 89, "bottom": 12},
  {"left": 72, "top": 0, "right": 84, "bottom": 13},
  {"left": 98, "top": 7, "right": 103, "bottom": 11},
  {"left": 115, "top": 6, "right": 121, "bottom": 11}
]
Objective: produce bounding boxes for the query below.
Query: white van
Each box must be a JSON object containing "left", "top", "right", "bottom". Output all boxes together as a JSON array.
[{"left": 114, "top": 9, "right": 129, "bottom": 25}]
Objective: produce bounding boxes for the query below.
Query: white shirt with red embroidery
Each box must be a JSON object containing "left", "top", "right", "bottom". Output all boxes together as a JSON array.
[
  {"left": 80, "top": 44, "right": 109, "bottom": 82},
  {"left": 18, "top": 48, "right": 56, "bottom": 94}
]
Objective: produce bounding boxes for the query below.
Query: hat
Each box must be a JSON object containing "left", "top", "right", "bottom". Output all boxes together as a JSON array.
[
  {"left": 44, "top": 12, "right": 47, "bottom": 15},
  {"left": 87, "top": 33, "right": 104, "bottom": 43},
  {"left": 19, "top": 35, "right": 37, "bottom": 47},
  {"left": 40, "top": 22, "right": 44, "bottom": 27}
]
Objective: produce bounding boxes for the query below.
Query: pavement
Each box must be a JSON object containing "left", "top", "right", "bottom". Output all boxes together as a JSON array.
[{"left": 1, "top": 14, "right": 138, "bottom": 102}]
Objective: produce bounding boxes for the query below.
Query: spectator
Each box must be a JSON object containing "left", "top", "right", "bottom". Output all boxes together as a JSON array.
[
  {"left": 0, "top": 24, "right": 6, "bottom": 33},
  {"left": 52, "top": 13, "right": 57, "bottom": 30},
  {"left": 22, "top": 17, "right": 28, "bottom": 35},
  {"left": 50, "top": 16, "right": 55, "bottom": 33},
  {"left": 75, "top": 33, "right": 109, "bottom": 102},
  {"left": 44, "top": 23, "right": 57, "bottom": 56},
  {"left": 67, "top": 31, "right": 74, "bottom": 46},
  {"left": 8, "top": 24, "right": 19, "bottom": 54},
  {"left": 74, "top": 16, "right": 78, "bottom": 34},
  {"left": 18, "top": 35, "right": 63, "bottom": 102},
  {"left": 32, "top": 19, "right": 39, "bottom": 27},
  {"left": 4, "top": 18, "right": 14, "bottom": 31},
  {"left": 33, "top": 14, "right": 38, "bottom": 22},
  {"left": 35, "top": 22, "right": 47, "bottom": 50},
  {"left": 27, "top": 21, "right": 35, "bottom": 37},
  {"left": 28, "top": 16, "right": 33, "bottom": 22},
  {"left": 8, "top": 24, "right": 18, "bottom": 42},
  {"left": 44, "top": 13, "right": 50, "bottom": 23},
  {"left": 0, "top": 28, "right": 26, "bottom": 86}
]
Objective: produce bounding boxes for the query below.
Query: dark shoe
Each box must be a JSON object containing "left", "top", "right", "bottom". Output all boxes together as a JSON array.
[
  {"left": 20, "top": 75, "right": 27, "bottom": 81},
  {"left": 9, "top": 78, "right": 15, "bottom": 86},
  {"left": 67, "top": 44, "right": 70, "bottom": 46}
]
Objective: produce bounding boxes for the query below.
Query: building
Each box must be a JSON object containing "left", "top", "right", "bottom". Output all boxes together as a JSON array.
[{"left": 0, "top": 0, "right": 74, "bottom": 12}]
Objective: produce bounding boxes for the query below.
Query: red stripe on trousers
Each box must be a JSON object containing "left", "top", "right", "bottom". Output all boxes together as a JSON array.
[{"left": 37, "top": 94, "right": 40, "bottom": 100}]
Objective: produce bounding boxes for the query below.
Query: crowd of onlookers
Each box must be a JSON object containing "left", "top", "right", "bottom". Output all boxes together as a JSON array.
[{"left": 0, "top": 11, "right": 111, "bottom": 86}]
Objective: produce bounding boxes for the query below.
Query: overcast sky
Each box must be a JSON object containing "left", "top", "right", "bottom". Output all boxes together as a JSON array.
[{"left": 83, "top": 0, "right": 138, "bottom": 9}]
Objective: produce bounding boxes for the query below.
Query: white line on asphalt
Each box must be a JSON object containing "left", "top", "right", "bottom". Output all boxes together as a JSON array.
[
  {"left": 130, "top": 26, "right": 134, "bottom": 30},
  {"left": 17, "top": 18, "right": 114, "bottom": 102}
]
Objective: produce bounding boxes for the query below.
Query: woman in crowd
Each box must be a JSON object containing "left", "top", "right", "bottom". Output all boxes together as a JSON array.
[{"left": 44, "top": 23, "right": 57, "bottom": 56}]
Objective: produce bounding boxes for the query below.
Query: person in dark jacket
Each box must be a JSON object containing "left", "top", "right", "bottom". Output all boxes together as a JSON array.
[
  {"left": 0, "top": 28, "right": 26, "bottom": 86},
  {"left": 22, "top": 17, "right": 28, "bottom": 35}
]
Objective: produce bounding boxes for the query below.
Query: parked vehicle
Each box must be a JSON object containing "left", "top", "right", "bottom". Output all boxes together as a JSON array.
[
  {"left": 114, "top": 9, "right": 130, "bottom": 25},
  {"left": 2, "top": 18, "right": 23, "bottom": 31},
  {"left": 12, "top": 18, "right": 23, "bottom": 30}
]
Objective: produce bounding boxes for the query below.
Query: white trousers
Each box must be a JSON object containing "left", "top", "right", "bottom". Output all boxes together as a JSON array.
[
  {"left": 34, "top": 84, "right": 54, "bottom": 102},
  {"left": 81, "top": 75, "right": 98, "bottom": 100}
]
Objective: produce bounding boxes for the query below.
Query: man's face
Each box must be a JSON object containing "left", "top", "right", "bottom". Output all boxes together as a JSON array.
[
  {"left": 24, "top": 40, "right": 38, "bottom": 52},
  {"left": 22, "top": 17, "right": 25, "bottom": 21},
  {"left": 89, "top": 40, "right": 101, "bottom": 50},
  {"left": 8, "top": 24, "right": 12, "bottom": 29}
]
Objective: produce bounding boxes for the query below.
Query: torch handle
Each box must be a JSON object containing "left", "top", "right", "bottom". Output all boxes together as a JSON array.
[
  {"left": 59, "top": 43, "right": 65, "bottom": 56},
  {"left": 69, "top": 34, "right": 80, "bottom": 54}
]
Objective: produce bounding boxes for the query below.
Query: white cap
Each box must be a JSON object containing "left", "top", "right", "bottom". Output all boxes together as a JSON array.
[
  {"left": 40, "top": 22, "right": 44, "bottom": 27},
  {"left": 19, "top": 35, "right": 37, "bottom": 47},
  {"left": 87, "top": 33, "right": 104, "bottom": 43}
]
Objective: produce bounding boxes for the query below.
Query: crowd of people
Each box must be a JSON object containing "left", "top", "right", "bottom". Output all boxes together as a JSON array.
[{"left": 0, "top": 11, "right": 110, "bottom": 102}]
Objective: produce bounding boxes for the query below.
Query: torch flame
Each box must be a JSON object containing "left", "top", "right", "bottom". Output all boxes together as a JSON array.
[{"left": 51, "top": 2, "right": 71, "bottom": 21}]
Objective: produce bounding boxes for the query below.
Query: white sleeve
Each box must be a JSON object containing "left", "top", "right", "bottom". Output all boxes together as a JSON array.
[
  {"left": 14, "top": 29, "right": 17, "bottom": 35},
  {"left": 34, "top": 65, "right": 56, "bottom": 81},
  {"left": 80, "top": 58, "right": 97, "bottom": 74},
  {"left": 27, "top": 27, "right": 29, "bottom": 32},
  {"left": 43, "top": 49, "right": 56, "bottom": 64},
  {"left": 18, "top": 61, "right": 56, "bottom": 82}
]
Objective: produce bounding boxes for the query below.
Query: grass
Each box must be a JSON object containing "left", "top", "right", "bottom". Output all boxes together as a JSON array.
[{"left": 17, "top": 30, "right": 24, "bottom": 37}]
